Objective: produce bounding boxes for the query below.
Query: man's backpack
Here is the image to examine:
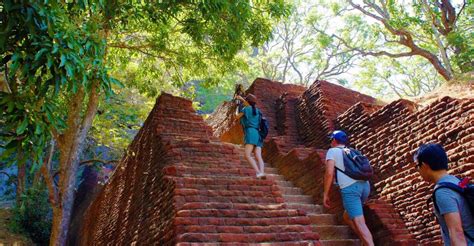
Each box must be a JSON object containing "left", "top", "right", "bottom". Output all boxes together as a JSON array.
[
  {"left": 431, "top": 177, "right": 474, "bottom": 241},
  {"left": 335, "top": 147, "right": 373, "bottom": 181},
  {"left": 259, "top": 113, "right": 269, "bottom": 139}
]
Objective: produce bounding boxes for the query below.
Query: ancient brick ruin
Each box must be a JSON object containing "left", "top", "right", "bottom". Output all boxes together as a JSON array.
[
  {"left": 208, "top": 78, "right": 473, "bottom": 245},
  {"left": 79, "top": 78, "right": 473, "bottom": 245}
]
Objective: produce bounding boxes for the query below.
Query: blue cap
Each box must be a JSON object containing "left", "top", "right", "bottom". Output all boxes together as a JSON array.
[{"left": 329, "top": 130, "right": 348, "bottom": 144}]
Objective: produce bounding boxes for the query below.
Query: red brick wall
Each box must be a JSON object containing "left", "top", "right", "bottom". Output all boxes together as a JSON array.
[
  {"left": 295, "top": 80, "right": 376, "bottom": 149},
  {"left": 335, "top": 96, "right": 474, "bottom": 244},
  {"left": 79, "top": 94, "right": 214, "bottom": 245}
]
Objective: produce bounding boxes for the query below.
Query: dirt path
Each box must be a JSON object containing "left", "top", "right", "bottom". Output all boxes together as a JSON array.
[{"left": 0, "top": 207, "right": 32, "bottom": 246}]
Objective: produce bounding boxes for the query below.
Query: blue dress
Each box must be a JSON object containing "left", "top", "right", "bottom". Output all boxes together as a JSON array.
[{"left": 240, "top": 106, "right": 263, "bottom": 147}]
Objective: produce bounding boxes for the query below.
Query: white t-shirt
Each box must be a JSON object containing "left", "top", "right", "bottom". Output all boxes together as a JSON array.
[{"left": 325, "top": 146, "right": 357, "bottom": 189}]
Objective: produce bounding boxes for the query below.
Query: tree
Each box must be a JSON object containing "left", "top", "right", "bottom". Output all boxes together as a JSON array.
[
  {"left": 353, "top": 56, "right": 443, "bottom": 98},
  {"left": 1, "top": 0, "right": 289, "bottom": 244},
  {"left": 338, "top": 0, "right": 472, "bottom": 81},
  {"left": 242, "top": 0, "right": 360, "bottom": 86}
]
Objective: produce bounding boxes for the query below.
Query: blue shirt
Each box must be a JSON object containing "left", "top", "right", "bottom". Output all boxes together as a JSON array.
[
  {"left": 434, "top": 175, "right": 474, "bottom": 245},
  {"left": 240, "top": 106, "right": 260, "bottom": 129}
]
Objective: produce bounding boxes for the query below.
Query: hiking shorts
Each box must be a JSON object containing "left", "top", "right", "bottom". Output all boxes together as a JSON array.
[{"left": 340, "top": 181, "right": 370, "bottom": 219}]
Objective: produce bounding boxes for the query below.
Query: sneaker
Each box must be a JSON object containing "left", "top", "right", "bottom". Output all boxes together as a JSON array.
[{"left": 256, "top": 173, "right": 266, "bottom": 179}]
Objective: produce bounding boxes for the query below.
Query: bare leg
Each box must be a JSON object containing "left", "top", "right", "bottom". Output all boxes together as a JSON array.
[
  {"left": 244, "top": 144, "right": 260, "bottom": 176},
  {"left": 343, "top": 211, "right": 362, "bottom": 239},
  {"left": 352, "top": 215, "right": 374, "bottom": 246},
  {"left": 254, "top": 146, "right": 265, "bottom": 175}
]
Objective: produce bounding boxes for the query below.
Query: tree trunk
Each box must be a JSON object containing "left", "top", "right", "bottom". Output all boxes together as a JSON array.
[
  {"left": 16, "top": 160, "right": 25, "bottom": 204},
  {"left": 420, "top": 0, "right": 453, "bottom": 78},
  {"left": 49, "top": 81, "right": 100, "bottom": 245},
  {"left": 15, "top": 145, "right": 27, "bottom": 204}
]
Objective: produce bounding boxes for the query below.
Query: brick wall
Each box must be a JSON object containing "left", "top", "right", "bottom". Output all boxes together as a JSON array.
[
  {"left": 295, "top": 80, "right": 376, "bottom": 149},
  {"left": 79, "top": 92, "right": 322, "bottom": 244},
  {"left": 335, "top": 96, "right": 474, "bottom": 244},
  {"left": 79, "top": 94, "right": 213, "bottom": 245}
]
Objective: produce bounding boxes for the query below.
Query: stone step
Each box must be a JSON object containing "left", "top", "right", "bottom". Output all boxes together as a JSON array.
[
  {"left": 176, "top": 208, "right": 305, "bottom": 218},
  {"left": 175, "top": 194, "right": 281, "bottom": 204},
  {"left": 175, "top": 216, "right": 312, "bottom": 227},
  {"left": 177, "top": 242, "right": 318, "bottom": 246},
  {"left": 308, "top": 213, "right": 339, "bottom": 225},
  {"left": 175, "top": 166, "right": 261, "bottom": 176},
  {"left": 176, "top": 232, "right": 320, "bottom": 242},
  {"left": 279, "top": 186, "right": 304, "bottom": 196},
  {"left": 175, "top": 188, "right": 281, "bottom": 198},
  {"left": 175, "top": 183, "right": 279, "bottom": 192},
  {"left": 176, "top": 224, "right": 314, "bottom": 234},
  {"left": 173, "top": 166, "right": 285, "bottom": 180},
  {"left": 313, "top": 225, "right": 356, "bottom": 240},
  {"left": 172, "top": 177, "right": 275, "bottom": 187},
  {"left": 319, "top": 239, "right": 361, "bottom": 246},
  {"left": 179, "top": 173, "right": 283, "bottom": 181},
  {"left": 179, "top": 202, "right": 288, "bottom": 211},
  {"left": 283, "top": 195, "right": 314, "bottom": 204},
  {"left": 274, "top": 180, "right": 294, "bottom": 187},
  {"left": 286, "top": 203, "right": 323, "bottom": 214}
]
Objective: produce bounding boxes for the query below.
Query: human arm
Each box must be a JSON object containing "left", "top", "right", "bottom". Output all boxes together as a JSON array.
[
  {"left": 444, "top": 212, "right": 467, "bottom": 245},
  {"left": 323, "top": 159, "right": 335, "bottom": 208},
  {"left": 234, "top": 95, "right": 249, "bottom": 118},
  {"left": 234, "top": 95, "right": 250, "bottom": 106},
  {"left": 435, "top": 188, "right": 467, "bottom": 245}
]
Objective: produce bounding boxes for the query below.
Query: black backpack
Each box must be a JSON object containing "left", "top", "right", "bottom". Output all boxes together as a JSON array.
[
  {"left": 335, "top": 147, "right": 373, "bottom": 181},
  {"left": 258, "top": 112, "right": 269, "bottom": 140},
  {"left": 431, "top": 178, "right": 474, "bottom": 241}
]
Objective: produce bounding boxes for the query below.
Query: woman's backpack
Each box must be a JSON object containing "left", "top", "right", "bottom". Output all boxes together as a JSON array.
[{"left": 259, "top": 113, "right": 269, "bottom": 139}]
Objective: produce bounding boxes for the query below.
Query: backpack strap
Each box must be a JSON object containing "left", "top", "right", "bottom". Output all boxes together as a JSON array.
[
  {"left": 432, "top": 181, "right": 474, "bottom": 242},
  {"left": 333, "top": 147, "right": 351, "bottom": 184}
]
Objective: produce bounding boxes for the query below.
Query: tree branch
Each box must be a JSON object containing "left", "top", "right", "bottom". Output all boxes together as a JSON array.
[
  {"left": 109, "top": 43, "right": 169, "bottom": 60},
  {"left": 348, "top": 0, "right": 452, "bottom": 81},
  {"left": 79, "top": 159, "right": 119, "bottom": 166},
  {"left": 41, "top": 140, "right": 58, "bottom": 207}
]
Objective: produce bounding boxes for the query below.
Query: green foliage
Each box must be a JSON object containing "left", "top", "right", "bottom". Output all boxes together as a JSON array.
[
  {"left": 88, "top": 89, "right": 153, "bottom": 158},
  {"left": 1, "top": 0, "right": 289, "bottom": 168},
  {"left": 194, "top": 82, "right": 234, "bottom": 114},
  {"left": 9, "top": 184, "right": 52, "bottom": 246},
  {"left": 106, "top": 0, "right": 290, "bottom": 99},
  {"left": 353, "top": 57, "right": 442, "bottom": 98},
  {"left": 0, "top": 0, "right": 116, "bottom": 170}
]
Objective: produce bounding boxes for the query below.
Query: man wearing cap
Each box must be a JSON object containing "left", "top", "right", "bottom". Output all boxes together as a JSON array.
[
  {"left": 414, "top": 143, "right": 474, "bottom": 245},
  {"left": 323, "top": 130, "right": 374, "bottom": 246}
]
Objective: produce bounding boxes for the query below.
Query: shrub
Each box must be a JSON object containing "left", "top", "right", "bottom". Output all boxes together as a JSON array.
[{"left": 9, "top": 184, "right": 52, "bottom": 245}]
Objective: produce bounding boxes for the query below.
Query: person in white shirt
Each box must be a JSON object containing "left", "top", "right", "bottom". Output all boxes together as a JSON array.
[{"left": 323, "top": 130, "right": 374, "bottom": 246}]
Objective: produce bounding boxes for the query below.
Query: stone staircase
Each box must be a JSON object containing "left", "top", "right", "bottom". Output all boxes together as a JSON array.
[
  {"left": 80, "top": 93, "right": 363, "bottom": 245},
  {"left": 148, "top": 94, "right": 321, "bottom": 244},
  {"left": 236, "top": 149, "right": 360, "bottom": 246},
  {"left": 169, "top": 142, "right": 320, "bottom": 244}
]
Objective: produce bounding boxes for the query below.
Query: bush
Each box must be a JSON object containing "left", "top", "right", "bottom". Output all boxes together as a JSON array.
[{"left": 9, "top": 184, "right": 52, "bottom": 245}]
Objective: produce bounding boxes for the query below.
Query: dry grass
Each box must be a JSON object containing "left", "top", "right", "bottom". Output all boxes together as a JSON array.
[{"left": 411, "top": 72, "right": 474, "bottom": 107}]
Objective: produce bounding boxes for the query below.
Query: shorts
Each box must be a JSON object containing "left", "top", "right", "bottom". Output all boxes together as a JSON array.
[{"left": 340, "top": 181, "right": 370, "bottom": 219}]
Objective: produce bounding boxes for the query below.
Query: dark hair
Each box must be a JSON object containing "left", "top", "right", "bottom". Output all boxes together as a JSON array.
[
  {"left": 246, "top": 94, "right": 258, "bottom": 116},
  {"left": 249, "top": 101, "right": 257, "bottom": 115},
  {"left": 413, "top": 143, "right": 448, "bottom": 170}
]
